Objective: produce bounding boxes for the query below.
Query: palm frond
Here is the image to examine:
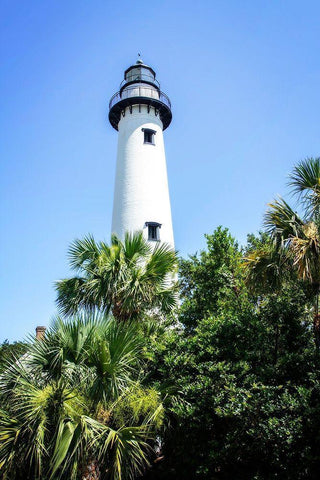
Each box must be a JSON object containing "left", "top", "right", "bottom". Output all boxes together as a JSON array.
[
  {"left": 152, "top": 285, "right": 179, "bottom": 314},
  {"left": 244, "top": 241, "right": 292, "bottom": 294},
  {"left": 68, "top": 235, "right": 101, "bottom": 272},
  {"left": 123, "top": 231, "right": 151, "bottom": 263},
  {"left": 0, "top": 311, "right": 160, "bottom": 480},
  {"left": 55, "top": 277, "right": 88, "bottom": 316},
  {"left": 288, "top": 157, "right": 320, "bottom": 216},
  {"left": 0, "top": 411, "right": 22, "bottom": 472},
  {"left": 50, "top": 419, "right": 76, "bottom": 478},
  {"left": 55, "top": 232, "right": 178, "bottom": 321},
  {"left": 97, "top": 424, "right": 151, "bottom": 480},
  {"left": 88, "top": 320, "right": 142, "bottom": 403},
  {"left": 144, "top": 242, "right": 177, "bottom": 280},
  {"left": 264, "top": 197, "right": 304, "bottom": 242},
  {"left": 290, "top": 221, "right": 320, "bottom": 283}
]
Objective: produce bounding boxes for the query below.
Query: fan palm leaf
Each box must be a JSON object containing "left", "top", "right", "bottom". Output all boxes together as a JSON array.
[
  {"left": 288, "top": 157, "right": 320, "bottom": 216},
  {"left": 87, "top": 320, "right": 143, "bottom": 404},
  {"left": 290, "top": 221, "right": 320, "bottom": 284},
  {"left": 55, "top": 231, "right": 178, "bottom": 321},
  {"left": 244, "top": 241, "right": 292, "bottom": 294},
  {"left": 264, "top": 197, "right": 304, "bottom": 243},
  {"left": 0, "top": 314, "right": 161, "bottom": 479}
]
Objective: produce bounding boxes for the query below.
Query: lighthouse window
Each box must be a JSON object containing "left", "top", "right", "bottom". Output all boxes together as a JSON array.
[
  {"left": 142, "top": 128, "right": 156, "bottom": 145},
  {"left": 149, "top": 225, "right": 157, "bottom": 240},
  {"left": 145, "top": 222, "right": 161, "bottom": 241}
]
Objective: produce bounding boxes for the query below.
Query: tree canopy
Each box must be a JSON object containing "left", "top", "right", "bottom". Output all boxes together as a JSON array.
[{"left": 4, "top": 159, "right": 320, "bottom": 479}]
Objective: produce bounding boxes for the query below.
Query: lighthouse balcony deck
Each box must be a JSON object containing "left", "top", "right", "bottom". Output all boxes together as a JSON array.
[
  {"left": 109, "top": 85, "right": 171, "bottom": 110},
  {"left": 109, "top": 85, "right": 172, "bottom": 130}
]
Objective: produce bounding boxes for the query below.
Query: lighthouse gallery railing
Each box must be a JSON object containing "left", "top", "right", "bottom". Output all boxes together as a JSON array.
[{"left": 109, "top": 85, "right": 171, "bottom": 111}]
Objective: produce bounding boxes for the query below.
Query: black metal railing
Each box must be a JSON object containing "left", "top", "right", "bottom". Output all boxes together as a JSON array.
[{"left": 109, "top": 85, "right": 171, "bottom": 111}]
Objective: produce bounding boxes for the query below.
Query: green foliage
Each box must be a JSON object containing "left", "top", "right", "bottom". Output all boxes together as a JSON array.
[
  {"left": 146, "top": 166, "right": 320, "bottom": 479},
  {"left": 5, "top": 159, "right": 320, "bottom": 480},
  {"left": 143, "top": 227, "right": 320, "bottom": 480},
  {"left": 0, "top": 340, "right": 27, "bottom": 372},
  {"left": 111, "top": 383, "right": 164, "bottom": 429},
  {"left": 244, "top": 232, "right": 295, "bottom": 294},
  {"left": 55, "top": 232, "right": 178, "bottom": 322},
  {"left": 179, "top": 227, "right": 248, "bottom": 331},
  {"left": 258, "top": 158, "right": 320, "bottom": 349},
  {"left": 0, "top": 315, "right": 164, "bottom": 480}
]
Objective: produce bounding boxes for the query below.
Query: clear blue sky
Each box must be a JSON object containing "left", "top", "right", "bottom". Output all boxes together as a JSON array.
[{"left": 1, "top": 0, "right": 320, "bottom": 341}]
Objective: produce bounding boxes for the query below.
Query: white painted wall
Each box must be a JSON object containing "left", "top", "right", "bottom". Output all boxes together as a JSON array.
[{"left": 111, "top": 104, "right": 175, "bottom": 248}]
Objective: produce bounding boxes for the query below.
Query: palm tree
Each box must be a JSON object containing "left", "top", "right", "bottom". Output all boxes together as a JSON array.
[
  {"left": 246, "top": 158, "right": 320, "bottom": 348},
  {"left": 0, "top": 314, "right": 163, "bottom": 480},
  {"left": 55, "top": 232, "right": 178, "bottom": 322},
  {"left": 244, "top": 235, "right": 292, "bottom": 295}
]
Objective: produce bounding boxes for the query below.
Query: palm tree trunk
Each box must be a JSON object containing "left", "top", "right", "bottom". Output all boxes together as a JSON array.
[
  {"left": 82, "top": 460, "right": 100, "bottom": 480},
  {"left": 112, "top": 301, "right": 130, "bottom": 322}
]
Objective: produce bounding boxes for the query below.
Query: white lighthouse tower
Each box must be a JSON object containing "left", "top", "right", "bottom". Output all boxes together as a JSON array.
[{"left": 109, "top": 57, "right": 174, "bottom": 248}]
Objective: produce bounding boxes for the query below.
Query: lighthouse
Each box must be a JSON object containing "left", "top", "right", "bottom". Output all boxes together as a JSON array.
[{"left": 109, "top": 56, "right": 174, "bottom": 248}]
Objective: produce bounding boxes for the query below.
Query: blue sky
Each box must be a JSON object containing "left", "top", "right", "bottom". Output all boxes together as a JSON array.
[{"left": 1, "top": 0, "right": 320, "bottom": 341}]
